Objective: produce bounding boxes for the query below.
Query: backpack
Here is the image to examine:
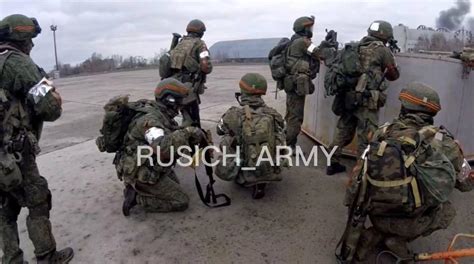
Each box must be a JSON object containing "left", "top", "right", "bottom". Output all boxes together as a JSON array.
[
  {"left": 268, "top": 38, "right": 291, "bottom": 83},
  {"left": 364, "top": 123, "right": 456, "bottom": 217},
  {"left": 158, "top": 52, "right": 173, "bottom": 79},
  {"left": 324, "top": 43, "right": 363, "bottom": 97},
  {"left": 96, "top": 95, "right": 151, "bottom": 153},
  {"left": 240, "top": 105, "right": 278, "bottom": 184}
]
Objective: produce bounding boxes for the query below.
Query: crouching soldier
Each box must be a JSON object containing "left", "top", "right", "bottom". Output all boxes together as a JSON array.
[
  {"left": 0, "top": 14, "right": 74, "bottom": 263},
  {"left": 97, "top": 78, "right": 207, "bottom": 215},
  {"left": 215, "top": 73, "right": 286, "bottom": 199},
  {"left": 337, "top": 82, "right": 473, "bottom": 263}
]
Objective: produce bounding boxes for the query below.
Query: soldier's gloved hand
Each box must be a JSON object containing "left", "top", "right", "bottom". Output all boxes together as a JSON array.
[{"left": 185, "top": 127, "right": 207, "bottom": 147}]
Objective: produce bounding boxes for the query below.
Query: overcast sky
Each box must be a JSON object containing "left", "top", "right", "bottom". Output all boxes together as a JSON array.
[{"left": 1, "top": 0, "right": 473, "bottom": 70}]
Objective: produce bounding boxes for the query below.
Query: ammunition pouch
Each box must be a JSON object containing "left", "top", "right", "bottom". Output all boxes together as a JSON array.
[
  {"left": 343, "top": 91, "right": 362, "bottom": 111},
  {"left": 295, "top": 73, "right": 314, "bottom": 96},
  {"left": 283, "top": 75, "right": 295, "bottom": 93},
  {"left": 0, "top": 148, "right": 22, "bottom": 192}
]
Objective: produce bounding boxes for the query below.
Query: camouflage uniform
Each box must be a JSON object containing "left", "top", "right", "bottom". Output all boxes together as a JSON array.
[
  {"left": 0, "top": 14, "right": 73, "bottom": 263},
  {"left": 216, "top": 73, "right": 285, "bottom": 199},
  {"left": 284, "top": 16, "right": 337, "bottom": 149},
  {"left": 117, "top": 78, "right": 206, "bottom": 214},
  {"left": 352, "top": 82, "right": 472, "bottom": 262},
  {"left": 327, "top": 21, "right": 400, "bottom": 175},
  {"left": 169, "top": 19, "right": 212, "bottom": 128}
]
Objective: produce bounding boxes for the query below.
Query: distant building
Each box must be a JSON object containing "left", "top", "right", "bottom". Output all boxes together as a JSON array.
[
  {"left": 209, "top": 38, "right": 283, "bottom": 63},
  {"left": 393, "top": 24, "right": 463, "bottom": 52}
]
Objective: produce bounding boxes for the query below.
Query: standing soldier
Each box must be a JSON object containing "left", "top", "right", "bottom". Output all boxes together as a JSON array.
[
  {"left": 97, "top": 79, "right": 208, "bottom": 215},
  {"left": 215, "top": 73, "right": 286, "bottom": 199},
  {"left": 169, "top": 19, "right": 212, "bottom": 128},
  {"left": 326, "top": 20, "right": 400, "bottom": 175},
  {"left": 0, "top": 14, "right": 74, "bottom": 263},
  {"left": 283, "top": 16, "right": 337, "bottom": 153}
]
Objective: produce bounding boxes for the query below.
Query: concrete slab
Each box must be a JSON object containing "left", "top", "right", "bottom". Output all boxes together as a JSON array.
[{"left": 5, "top": 65, "right": 474, "bottom": 263}]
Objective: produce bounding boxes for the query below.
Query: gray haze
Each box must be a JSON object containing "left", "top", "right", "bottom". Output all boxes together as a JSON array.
[
  {"left": 436, "top": 0, "right": 471, "bottom": 30},
  {"left": 1, "top": 0, "right": 473, "bottom": 71}
]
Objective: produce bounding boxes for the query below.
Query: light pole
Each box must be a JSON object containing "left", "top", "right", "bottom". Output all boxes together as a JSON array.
[{"left": 50, "top": 25, "right": 59, "bottom": 72}]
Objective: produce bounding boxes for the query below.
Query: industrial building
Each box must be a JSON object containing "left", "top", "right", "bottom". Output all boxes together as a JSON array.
[{"left": 209, "top": 38, "right": 282, "bottom": 63}]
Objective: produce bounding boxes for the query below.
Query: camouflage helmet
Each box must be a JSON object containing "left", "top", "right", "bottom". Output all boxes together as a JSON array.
[
  {"left": 293, "top": 16, "right": 315, "bottom": 33},
  {"left": 186, "top": 19, "right": 206, "bottom": 34},
  {"left": 399, "top": 82, "right": 441, "bottom": 115},
  {"left": 0, "top": 14, "right": 41, "bottom": 41},
  {"left": 367, "top": 20, "right": 393, "bottom": 41},
  {"left": 239, "top": 73, "right": 267, "bottom": 95},
  {"left": 154, "top": 78, "right": 189, "bottom": 104}
]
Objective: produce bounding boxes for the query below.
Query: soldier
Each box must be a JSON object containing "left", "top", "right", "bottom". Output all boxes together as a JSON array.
[
  {"left": 116, "top": 78, "right": 208, "bottom": 215},
  {"left": 326, "top": 20, "right": 400, "bottom": 175},
  {"left": 345, "top": 83, "right": 473, "bottom": 263},
  {"left": 0, "top": 14, "right": 74, "bottom": 263},
  {"left": 215, "top": 73, "right": 285, "bottom": 199},
  {"left": 169, "top": 19, "right": 212, "bottom": 128},
  {"left": 283, "top": 16, "right": 337, "bottom": 153}
]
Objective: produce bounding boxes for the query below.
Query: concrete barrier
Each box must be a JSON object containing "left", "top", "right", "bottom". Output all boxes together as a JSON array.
[{"left": 302, "top": 53, "right": 474, "bottom": 160}]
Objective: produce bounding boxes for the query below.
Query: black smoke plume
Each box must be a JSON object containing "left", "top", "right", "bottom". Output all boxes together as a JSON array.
[{"left": 436, "top": 0, "right": 471, "bottom": 30}]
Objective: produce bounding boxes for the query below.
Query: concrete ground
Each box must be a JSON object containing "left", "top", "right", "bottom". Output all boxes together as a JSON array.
[{"left": 5, "top": 65, "right": 474, "bottom": 263}]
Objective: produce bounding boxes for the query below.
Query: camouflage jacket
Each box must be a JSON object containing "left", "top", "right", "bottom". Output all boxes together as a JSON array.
[
  {"left": 285, "top": 34, "right": 322, "bottom": 79},
  {"left": 116, "top": 101, "right": 192, "bottom": 185},
  {"left": 358, "top": 36, "right": 398, "bottom": 92},
  {"left": 0, "top": 44, "right": 49, "bottom": 149},
  {"left": 215, "top": 95, "right": 285, "bottom": 183}
]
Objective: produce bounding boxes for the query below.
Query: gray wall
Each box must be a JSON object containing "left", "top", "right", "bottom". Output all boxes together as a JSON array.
[{"left": 302, "top": 53, "right": 474, "bottom": 160}]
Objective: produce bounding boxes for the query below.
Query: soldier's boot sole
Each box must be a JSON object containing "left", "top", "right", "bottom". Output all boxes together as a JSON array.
[
  {"left": 326, "top": 162, "right": 347, "bottom": 176},
  {"left": 252, "top": 183, "right": 266, "bottom": 199},
  {"left": 36, "top": 247, "right": 74, "bottom": 264},
  {"left": 122, "top": 185, "right": 138, "bottom": 216}
]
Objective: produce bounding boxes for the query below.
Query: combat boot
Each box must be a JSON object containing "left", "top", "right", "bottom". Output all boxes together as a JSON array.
[
  {"left": 384, "top": 237, "right": 414, "bottom": 264},
  {"left": 252, "top": 183, "right": 266, "bottom": 199},
  {"left": 122, "top": 184, "right": 137, "bottom": 216},
  {"left": 326, "top": 162, "right": 346, "bottom": 175},
  {"left": 36, "top": 247, "right": 74, "bottom": 264}
]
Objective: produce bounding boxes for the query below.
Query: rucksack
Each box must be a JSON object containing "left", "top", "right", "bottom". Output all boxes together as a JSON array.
[
  {"left": 324, "top": 43, "right": 363, "bottom": 97},
  {"left": 240, "top": 105, "right": 277, "bottom": 184},
  {"left": 96, "top": 95, "right": 151, "bottom": 153},
  {"left": 158, "top": 52, "right": 173, "bottom": 79},
  {"left": 364, "top": 123, "right": 456, "bottom": 217},
  {"left": 268, "top": 38, "right": 291, "bottom": 83}
]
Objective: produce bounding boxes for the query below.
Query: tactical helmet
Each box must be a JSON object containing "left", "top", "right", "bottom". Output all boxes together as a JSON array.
[
  {"left": 367, "top": 20, "right": 393, "bottom": 42},
  {"left": 154, "top": 78, "right": 189, "bottom": 105},
  {"left": 239, "top": 73, "right": 267, "bottom": 95},
  {"left": 399, "top": 82, "right": 441, "bottom": 115},
  {"left": 186, "top": 19, "right": 206, "bottom": 34},
  {"left": 293, "top": 16, "right": 314, "bottom": 33},
  {"left": 0, "top": 14, "right": 41, "bottom": 41}
]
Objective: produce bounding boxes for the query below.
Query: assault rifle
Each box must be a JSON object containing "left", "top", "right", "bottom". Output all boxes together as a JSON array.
[
  {"left": 388, "top": 38, "right": 400, "bottom": 53},
  {"left": 336, "top": 151, "right": 370, "bottom": 263},
  {"left": 325, "top": 29, "right": 338, "bottom": 48},
  {"left": 193, "top": 128, "right": 231, "bottom": 208}
]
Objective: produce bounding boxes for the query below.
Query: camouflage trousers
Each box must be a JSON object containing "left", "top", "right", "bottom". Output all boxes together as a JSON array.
[
  {"left": 285, "top": 91, "right": 305, "bottom": 147},
  {"left": 181, "top": 100, "right": 201, "bottom": 128},
  {"left": 355, "top": 202, "right": 456, "bottom": 262},
  {"left": 0, "top": 152, "right": 56, "bottom": 264},
  {"left": 133, "top": 171, "right": 189, "bottom": 212},
  {"left": 328, "top": 107, "right": 379, "bottom": 164}
]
